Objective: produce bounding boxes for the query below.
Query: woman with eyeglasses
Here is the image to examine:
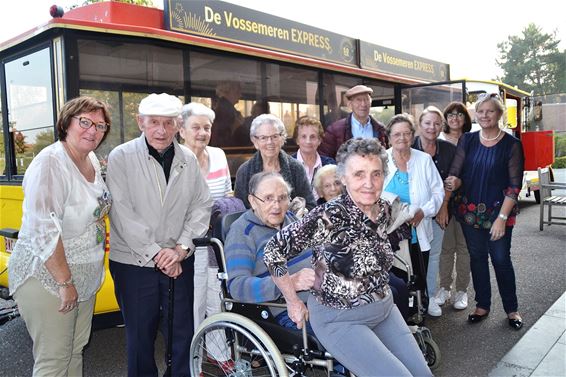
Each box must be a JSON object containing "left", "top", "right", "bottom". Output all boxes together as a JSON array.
[
  {"left": 8, "top": 97, "right": 112, "bottom": 376},
  {"left": 444, "top": 93, "right": 525, "bottom": 330},
  {"left": 226, "top": 172, "right": 314, "bottom": 328},
  {"left": 439, "top": 102, "right": 472, "bottom": 145},
  {"left": 234, "top": 114, "right": 316, "bottom": 209},
  {"left": 263, "top": 138, "right": 432, "bottom": 376},
  {"left": 383, "top": 114, "right": 445, "bottom": 307},
  {"left": 433, "top": 102, "right": 473, "bottom": 314}
]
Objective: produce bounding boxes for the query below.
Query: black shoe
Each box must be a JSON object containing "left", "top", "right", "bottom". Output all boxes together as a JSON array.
[
  {"left": 468, "top": 310, "right": 489, "bottom": 323},
  {"left": 508, "top": 317, "right": 523, "bottom": 330}
]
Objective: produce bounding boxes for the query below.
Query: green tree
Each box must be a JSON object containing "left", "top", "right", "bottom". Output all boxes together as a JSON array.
[
  {"left": 33, "top": 129, "right": 55, "bottom": 156},
  {"left": 496, "top": 24, "right": 565, "bottom": 95}
]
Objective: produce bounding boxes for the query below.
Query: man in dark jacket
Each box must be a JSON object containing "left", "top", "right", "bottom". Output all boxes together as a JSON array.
[{"left": 318, "top": 85, "right": 388, "bottom": 158}]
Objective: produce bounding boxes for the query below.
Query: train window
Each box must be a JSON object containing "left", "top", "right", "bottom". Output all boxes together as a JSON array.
[
  {"left": 189, "top": 51, "right": 318, "bottom": 151},
  {"left": 321, "top": 73, "right": 395, "bottom": 127},
  {"left": 78, "top": 39, "right": 185, "bottom": 164},
  {"left": 321, "top": 73, "right": 359, "bottom": 127},
  {"left": 4, "top": 47, "right": 55, "bottom": 176},
  {"left": 78, "top": 40, "right": 184, "bottom": 91},
  {"left": 401, "top": 83, "right": 464, "bottom": 120},
  {"left": 263, "top": 63, "right": 319, "bottom": 140}
]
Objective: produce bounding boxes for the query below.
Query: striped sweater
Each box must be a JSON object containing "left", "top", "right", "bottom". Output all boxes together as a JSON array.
[
  {"left": 205, "top": 146, "right": 232, "bottom": 199},
  {"left": 225, "top": 209, "right": 312, "bottom": 315}
]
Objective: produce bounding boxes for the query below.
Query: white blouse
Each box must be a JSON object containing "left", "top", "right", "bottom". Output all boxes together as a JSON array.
[{"left": 8, "top": 141, "right": 111, "bottom": 301}]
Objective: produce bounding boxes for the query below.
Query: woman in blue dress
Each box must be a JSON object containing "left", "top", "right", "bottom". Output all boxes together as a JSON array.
[{"left": 445, "top": 93, "right": 525, "bottom": 330}]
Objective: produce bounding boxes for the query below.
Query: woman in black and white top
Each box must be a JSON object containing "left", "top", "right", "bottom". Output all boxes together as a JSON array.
[{"left": 264, "top": 138, "right": 432, "bottom": 377}]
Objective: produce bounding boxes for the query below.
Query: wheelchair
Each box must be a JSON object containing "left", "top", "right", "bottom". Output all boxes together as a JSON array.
[{"left": 190, "top": 211, "right": 440, "bottom": 376}]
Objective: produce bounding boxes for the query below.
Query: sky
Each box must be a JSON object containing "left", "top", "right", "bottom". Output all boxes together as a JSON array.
[{"left": 0, "top": 0, "right": 564, "bottom": 82}]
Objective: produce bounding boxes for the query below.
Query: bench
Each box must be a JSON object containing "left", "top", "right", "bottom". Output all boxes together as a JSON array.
[{"left": 538, "top": 167, "right": 566, "bottom": 230}]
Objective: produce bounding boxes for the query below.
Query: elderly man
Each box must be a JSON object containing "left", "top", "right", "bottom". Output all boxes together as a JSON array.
[
  {"left": 106, "top": 93, "right": 212, "bottom": 377},
  {"left": 318, "top": 85, "right": 388, "bottom": 159}
]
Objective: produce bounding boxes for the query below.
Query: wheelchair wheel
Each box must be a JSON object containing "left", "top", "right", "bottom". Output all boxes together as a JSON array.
[
  {"left": 190, "top": 312, "right": 288, "bottom": 377},
  {"left": 422, "top": 337, "right": 441, "bottom": 370}
]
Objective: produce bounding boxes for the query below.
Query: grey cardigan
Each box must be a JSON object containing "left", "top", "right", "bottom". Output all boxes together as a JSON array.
[
  {"left": 106, "top": 135, "right": 213, "bottom": 267},
  {"left": 234, "top": 151, "right": 316, "bottom": 210}
]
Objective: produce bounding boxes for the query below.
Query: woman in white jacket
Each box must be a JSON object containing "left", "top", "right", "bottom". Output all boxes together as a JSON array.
[{"left": 383, "top": 113, "right": 444, "bottom": 314}]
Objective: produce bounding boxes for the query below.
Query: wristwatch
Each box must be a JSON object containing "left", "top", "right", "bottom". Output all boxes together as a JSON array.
[
  {"left": 178, "top": 244, "right": 191, "bottom": 259},
  {"left": 498, "top": 213, "right": 508, "bottom": 221}
]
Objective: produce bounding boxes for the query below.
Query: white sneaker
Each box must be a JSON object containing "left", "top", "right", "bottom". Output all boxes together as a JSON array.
[
  {"left": 453, "top": 291, "right": 468, "bottom": 310},
  {"left": 428, "top": 300, "right": 442, "bottom": 317},
  {"left": 434, "top": 287, "right": 451, "bottom": 305}
]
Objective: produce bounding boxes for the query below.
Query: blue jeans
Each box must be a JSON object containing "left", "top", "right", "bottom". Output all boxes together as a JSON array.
[{"left": 461, "top": 225, "right": 518, "bottom": 313}]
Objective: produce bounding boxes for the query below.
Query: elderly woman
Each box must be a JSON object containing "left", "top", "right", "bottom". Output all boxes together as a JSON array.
[
  {"left": 445, "top": 93, "right": 525, "bottom": 330},
  {"left": 234, "top": 114, "right": 316, "bottom": 209},
  {"left": 434, "top": 103, "right": 473, "bottom": 313},
  {"left": 412, "top": 106, "right": 457, "bottom": 317},
  {"left": 225, "top": 172, "right": 314, "bottom": 327},
  {"left": 384, "top": 114, "right": 444, "bottom": 316},
  {"left": 264, "top": 138, "right": 432, "bottom": 377},
  {"left": 178, "top": 102, "right": 232, "bottom": 364},
  {"left": 312, "top": 164, "right": 342, "bottom": 205},
  {"left": 291, "top": 116, "right": 336, "bottom": 200},
  {"left": 8, "top": 97, "right": 112, "bottom": 376}
]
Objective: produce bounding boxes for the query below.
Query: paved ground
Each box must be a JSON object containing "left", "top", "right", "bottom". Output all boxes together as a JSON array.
[
  {"left": 489, "top": 292, "right": 565, "bottom": 377},
  {"left": 1, "top": 190, "right": 564, "bottom": 376}
]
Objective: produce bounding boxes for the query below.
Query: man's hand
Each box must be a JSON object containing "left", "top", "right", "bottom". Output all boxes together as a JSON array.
[
  {"left": 162, "top": 262, "right": 183, "bottom": 278},
  {"left": 154, "top": 248, "right": 179, "bottom": 270},
  {"left": 290, "top": 268, "right": 315, "bottom": 291}
]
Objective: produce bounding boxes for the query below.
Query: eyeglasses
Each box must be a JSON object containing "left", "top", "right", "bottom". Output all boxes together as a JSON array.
[
  {"left": 253, "top": 134, "right": 282, "bottom": 143},
  {"left": 446, "top": 112, "right": 465, "bottom": 119},
  {"left": 73, "top": 116, "right": 109, "bottom": 132},
  {"left": 390, "top": 131, "right": 413, "bottom": 139},
  {"left": 251, "top": 193, "right": 290, "bottom": 205}
]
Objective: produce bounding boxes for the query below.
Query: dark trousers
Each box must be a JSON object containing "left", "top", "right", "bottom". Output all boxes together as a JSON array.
[
  {"left": 110, "top": 257, "right": 195, "bottom": 377},
  {"left": 461, "top": 225, "right": 517, "bottom": 313},
  {"left": 389, "top": 271, "right": 409, "bottom": 321}
]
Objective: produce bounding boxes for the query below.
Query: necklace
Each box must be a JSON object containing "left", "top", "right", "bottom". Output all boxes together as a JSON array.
[{"left": 480, "top": 128, "right": 502, "bottom": 141}]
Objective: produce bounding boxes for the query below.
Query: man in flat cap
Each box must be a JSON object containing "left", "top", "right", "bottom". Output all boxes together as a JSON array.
[
  {"left": 319, "top": 85, "right": 388, "bottom": 159},
  {"left": 106, "top": 93, "right": 212, "bottom": 377}
]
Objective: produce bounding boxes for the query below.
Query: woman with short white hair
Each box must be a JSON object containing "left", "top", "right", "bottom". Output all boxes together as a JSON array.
[{"left": 234, "top": 114, "right": 316, "bottom": 209}]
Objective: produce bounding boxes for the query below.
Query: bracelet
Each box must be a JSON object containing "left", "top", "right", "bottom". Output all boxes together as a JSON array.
[
  {"left": 498, "top": 213, "right": 508, "bottom": 221},
  {"left": 55, "top": 277, "right": 74, "bottom": 288}
]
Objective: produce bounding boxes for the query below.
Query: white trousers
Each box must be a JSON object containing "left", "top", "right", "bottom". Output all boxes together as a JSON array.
[{"left": 193, "top": 247, "right": 229, "bottom": 361}]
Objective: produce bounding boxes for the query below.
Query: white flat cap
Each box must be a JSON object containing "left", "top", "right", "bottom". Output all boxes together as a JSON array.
[{"left": 138, "top": 93, "right": 182, "bottom": 117}]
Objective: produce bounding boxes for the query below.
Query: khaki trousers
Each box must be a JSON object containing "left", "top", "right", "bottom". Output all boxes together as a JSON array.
[
  {"left": 14, "top": 278, "right": 95, "bottom": 377},
  {"left": 438, "top": 217, "right": 471, "bottom": 292}
]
